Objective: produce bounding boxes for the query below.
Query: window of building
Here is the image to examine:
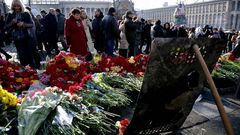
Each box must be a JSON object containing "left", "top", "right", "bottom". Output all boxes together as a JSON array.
[
  {"left": 238, "top": 1, "right": 240, "bottom": 11},
  {"left": 230, "top": 14, "right": 233, "bottom": 28},
  {"left": 232, "top": 1, "right": 236, "bottom": 11},
  {"left": 213, "top": 14, "right": 216, "bottom": 26},
  {"left": 210, "top": 5, "right": 213, "bottom": 12},
  {"left": 209, "top": 14, "right": 212, "bottom": 24},
  {"left": 235, "top": 14, "right": 238, "bottom": 29},
  {"left": 214, "top": 4, "right": 217, "bottom": 12}
]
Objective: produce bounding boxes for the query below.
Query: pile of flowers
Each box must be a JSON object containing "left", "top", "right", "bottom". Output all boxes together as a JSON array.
[
  {"left": 0, "top": 86, "right": 17, "bottom": 111},
  {"left": 18, "top": 86, "right": 117, "bottom": 135},
  {"left": 212, "top": 53, "right": 240, "bottom": 81},
  {"left": 42, "top": 52, "right": 88, "bottom": 90},
  {"left": 0, "top": 59, "right": 38, "bottom": 93},
  {"left": 41, "top": 52, "right": 148, "bottom": 90},
  {"left": 90, "top": 54, "right": 148, "bottom": 74},
  {"left": 0, "top": 85, "right": 18, "bottom": 134}
]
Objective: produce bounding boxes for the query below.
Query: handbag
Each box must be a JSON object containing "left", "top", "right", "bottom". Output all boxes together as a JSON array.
[{"left": 12, "top": 29, "right": 27, "bottom": 41}]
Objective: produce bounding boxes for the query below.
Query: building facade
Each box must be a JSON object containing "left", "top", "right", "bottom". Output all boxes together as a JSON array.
[
  {"left": 0, "top": 0, "right": 8, "bottom": 16},
  {"left": 23, "top": 0, "right": 113, "bottom": 19},
  {"left": 137, "top": 0, "right": 240, "bottom": 30}
]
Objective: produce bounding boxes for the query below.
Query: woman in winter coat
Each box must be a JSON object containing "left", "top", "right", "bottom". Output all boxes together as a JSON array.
[
  {"left": 80, "top": 10, "right": 97, "bottom": 55},
  {"left": 65, "top": 8, "right": 88, "bottom": 56},
  {"left": 119, "top": 15, "right": 129, "bottom": 58},
  {"left": 5, "top": 0, "right": 36, "bottom": 68}
]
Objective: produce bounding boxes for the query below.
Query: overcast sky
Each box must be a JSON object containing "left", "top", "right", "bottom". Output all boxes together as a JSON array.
[
  {"left": 132, "top": 0, "right": 206, "bottom": 10},
  {"left": 5, "top": 0, "right": 207, "bottom": 9}
]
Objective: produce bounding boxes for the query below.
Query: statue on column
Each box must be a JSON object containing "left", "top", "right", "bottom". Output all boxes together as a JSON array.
[
  {"left": 174, "top": 2, "right": 187, "bottom": 25},
  {"left": 114, "top": 0, "right": 135, "bottom": 19}
]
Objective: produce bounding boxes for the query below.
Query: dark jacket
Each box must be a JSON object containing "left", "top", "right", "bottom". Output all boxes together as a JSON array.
[
  {"left": 153, "top": 24, "right": 164, "bottom": 38},
  {"left": 92, "top": 13, "right": 104, "bottom": 38},
  {"left": 45, "top": 13, "right": 57, "bottom": 37},
  {"left": 102, "top": 14, "right": 119, "bottom": 40},
  {"left": 5, "top": 12, "right": 33, "bottom": 40},
  {"left": 57, "top": 13, "right": 66, "bottom": 34},
  {"left": 144, "top": 23, "right": 152, "bottom": 38},
  {"left": 125, "top": 18, "right": 138, "bottom": 45},
  {"left": 164, "top": 28, "right": 173, "bottom": 37}
]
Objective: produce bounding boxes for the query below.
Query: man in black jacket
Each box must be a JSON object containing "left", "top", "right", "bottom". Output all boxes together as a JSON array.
[
  {"left": 102, "top": 7, "right": 119, "bottom": 56},
  {"left": 125, "top": 11, "right": 139, "bottom": 57},
  {"left": 143, "top": 20, "right": 153, "bottom": 54},
  {"left": 45, "top": 8, "right": 60, "bottom": 55},
  {"left": 56, "top": 9, "right": 68, "bottom": 51},
  {"left": 92, "top": 9, "right": 104, "bottom": 53}
]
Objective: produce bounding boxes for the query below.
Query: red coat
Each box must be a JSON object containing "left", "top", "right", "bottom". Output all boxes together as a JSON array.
[{"left": 65, "top": 16, "right": 88, "bottom": 56}]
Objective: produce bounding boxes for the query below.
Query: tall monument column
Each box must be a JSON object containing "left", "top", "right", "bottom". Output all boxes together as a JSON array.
[{"left": 114, "top": 0, "right": 135, "bottom": 19}]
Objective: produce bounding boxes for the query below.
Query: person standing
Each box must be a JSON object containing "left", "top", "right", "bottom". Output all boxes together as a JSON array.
[
  {"left": 25, "top": 6, "right": 41, "bottom": 69},
  {"left": 125, "top": 11, "right": 138, "bottom": 57},
  {"left": 0, "top": 15, "right": 12, "bottom": 60},
  {"left": 80, "top": 10, "right": 96, "bottom": 55},
  {"left": 102, "top": 7, "right": 119, "bottom": 56},
  {"left": 39, "top": 10, "right": 48, "bottom": 51},
  {"left": 92, "top": 9, "right": 104, "bottom": 53},
  {"left": 152, "top": 20, "right": 165, "bottom": 38},
  {"left": 163, "top": 22, "right": 173, "bottom": 37},
  {"left": 5, "top": 0, "right": 36, "bottom": 68},
  {"left": 143, "top": 20, "right": 152, "bottom": 54},
  {"left": 56, "top": 8, "right": 68, "bottom": 51},
  {"left": 65, "top": 8, "right": 88, "bottom": 56},
  {"left": 119, "top": 15, "right": 129, "bottom": 58},
  {"left": 45, "top": 8, "right": 60, "bottom": 55}
]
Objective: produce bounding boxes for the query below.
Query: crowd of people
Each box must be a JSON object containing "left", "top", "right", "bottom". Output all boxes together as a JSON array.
[{"left": 0, "top": 0, "right": 239, "bottom": 69}]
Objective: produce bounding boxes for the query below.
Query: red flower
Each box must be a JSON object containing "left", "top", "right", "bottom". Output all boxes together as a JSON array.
[
  {"left": 68, "top": 83, "right": 82, "bottom": 94},
  {"left": 119, "top": 119, "right": 130, "bottom": 135}
]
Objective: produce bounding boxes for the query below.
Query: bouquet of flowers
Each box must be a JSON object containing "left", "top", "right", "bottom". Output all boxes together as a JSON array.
[
  {"left": 0, "top": 59, "right": 38, "bottom": 93},
  {"left": 90, "top": 54, "right": 148, "bottom": 74},
  {"left": 41, "top": 52, "right": 148, "bottom": 91},
  {"left": 0, "top": 86, "right": 17, "bottom": 110},
  {"left": 0, "top": 85, "right": 18, "bottom": 134},
  {"left": 18, "top": 86, "right": 117, "bottom": 135},
  {"left": 102, "top": 73, "right": 143, "bottom": 92},
  {"left": 212, "top": 54, "right": 240, "bottom": 81},
  {"left": 42, "top": 52, "right": 89, "bottom": 90},
  {"left": 212, "top": 60, "right": 240, "bottom": 81},
  {"left": 73, "top": 73, "right": 132, "bottom": 109}
]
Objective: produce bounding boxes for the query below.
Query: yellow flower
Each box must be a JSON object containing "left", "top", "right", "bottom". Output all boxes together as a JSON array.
[
  {"left": 0, "top": 85, "right": 17, "bottom": 108},
  {"left": 2, "top": 97, "right": 9, "bottom": 105},
  {"left": 110, "top": 66, "right": 122, "bottom": 73},
  {"left": 31, "top": 80, "right": 38, "bottom": 83},
  {"left": 7, "top": 67, "right": 14, "bottom": 72},
  {"left": 93, "top": 55, "right": 102, "bottom": 63},
  {"left": 69, "top": 63, "right": 78, "bottom": 69},
  {"left": 128, "top": 57, "right": 135, "bottom": 64},
  {"left": 2, "top": 105, "right": 7, "bottom": 110},
  {"left": 16, "top": 77, "right": 23, "bottom": 83}
]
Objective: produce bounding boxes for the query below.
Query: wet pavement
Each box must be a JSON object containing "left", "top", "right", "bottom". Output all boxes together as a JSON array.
[{"left": 180, "top": 89, "right": 240, "bottom": 135}]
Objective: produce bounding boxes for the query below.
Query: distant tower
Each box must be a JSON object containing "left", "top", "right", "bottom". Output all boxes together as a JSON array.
[{"left": 114, "top": 0, "right": 135, "bottom": 19}]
